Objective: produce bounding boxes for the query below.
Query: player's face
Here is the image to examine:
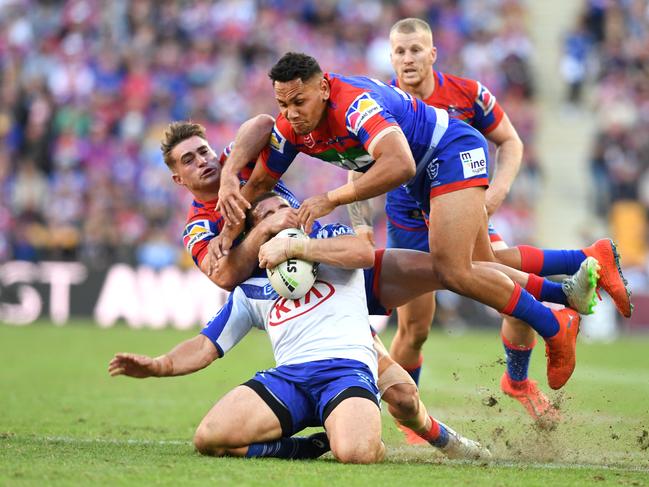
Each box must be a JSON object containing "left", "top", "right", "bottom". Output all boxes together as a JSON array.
[
  {"left": 170, "top": 136, "right": 221, "bottom": 193},
  {"left": 252, "top": 196, "right": 291, "bottom": 227},
  {"left": 390, "top": 30, "right": 436, "bottom": 88},
  {"left": 274, "top": 76, "right": 329, "bottom": 135}
]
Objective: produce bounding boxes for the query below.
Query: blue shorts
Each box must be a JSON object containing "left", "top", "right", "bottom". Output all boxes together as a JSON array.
[
  {"left": 386, "top": 218, "right": 429, "bottom": 252},
  {"left": 244, "top": 359, "right": 379, "bottom": 436},
  {"left": 407, "top": 122, "right": 490, "bottom": 214},
  {"left": 387, "top": 212, "right": 502, "bottom": 251}
]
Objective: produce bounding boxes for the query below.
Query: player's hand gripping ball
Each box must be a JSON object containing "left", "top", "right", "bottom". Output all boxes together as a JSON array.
[{"left": 267, "top": 228, "right": 318, "bottom": 299}]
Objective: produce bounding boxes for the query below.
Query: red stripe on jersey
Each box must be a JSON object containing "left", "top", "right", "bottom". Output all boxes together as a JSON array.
[{"left": 429, "top": 178, "right": 489, "bottom": 199}]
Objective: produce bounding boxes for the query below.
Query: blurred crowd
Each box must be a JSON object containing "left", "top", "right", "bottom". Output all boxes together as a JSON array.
[
  {"left": 561, "top": 0, "right": 649, "bottom": 285},
  {"left": 0, "top": 0, "right": 538, "bottom": 269}
]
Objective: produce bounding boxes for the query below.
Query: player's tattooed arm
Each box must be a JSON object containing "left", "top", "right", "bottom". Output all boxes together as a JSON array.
[
  {"left": 346, "top": 171, "right": 374, "bottom": 232},
  {"left": 108, "top": 335, "right": 218, "bottom": 379}
]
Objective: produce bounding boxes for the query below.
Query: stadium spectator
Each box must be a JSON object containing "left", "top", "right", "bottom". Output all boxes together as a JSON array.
[{"left": 1, "top": 0, "right": 539, "bottom": 268}]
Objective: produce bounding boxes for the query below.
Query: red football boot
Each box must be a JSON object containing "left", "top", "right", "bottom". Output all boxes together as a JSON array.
[
  {"left": 500, "top": 373, "right": 560, "bottom": 430},
  {"left": 545, "top": 308, "right": 580, "bottom": 390},
  {"left": 583, "top": 239, "right": 633, "bottom": 317}
]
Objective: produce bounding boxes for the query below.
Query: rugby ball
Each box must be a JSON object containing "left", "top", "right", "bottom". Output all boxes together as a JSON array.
[{"left": 266, "top": 228, "right": 318, "bottom": 299}]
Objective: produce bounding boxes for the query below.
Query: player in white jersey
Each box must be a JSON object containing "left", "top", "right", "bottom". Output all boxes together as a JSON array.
[{"left": 110, "top": 220, "right": 384, "bottom": 464}]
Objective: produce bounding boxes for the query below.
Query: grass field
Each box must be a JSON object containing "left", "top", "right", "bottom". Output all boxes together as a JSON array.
[{"left": 1, "top": 321, "right": 648, "bottom": 486}]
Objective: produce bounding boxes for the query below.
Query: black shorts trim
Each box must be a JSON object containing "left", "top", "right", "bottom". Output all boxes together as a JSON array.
[
  {"left": 322, "top": 386, "right": 380, "bottom": 423},
  {"left": 242, "top": 379, "right": 293, "bottom": 437}
]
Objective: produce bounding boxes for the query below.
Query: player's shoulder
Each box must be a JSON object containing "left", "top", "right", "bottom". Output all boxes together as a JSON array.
[
  {"left": 327, "top": 73, "right": 387, "bottom": 134},
  {"left": 182, "top": 200, "right": 221, "bottom": 253},
  {"left": 438, "top": 71, "right": 480, "bottom": 99}
]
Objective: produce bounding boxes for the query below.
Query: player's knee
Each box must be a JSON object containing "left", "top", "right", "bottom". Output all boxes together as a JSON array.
[
  {"left": 193, "top": 423, "right": 228, "bottom": 456},
  {"left": 331, "top": 439, "right": 384, "bottom": 464},
  {"left": 385, "top": 383, "right": 420, "bottom": 420},
  {"left": 431, "top": 260, "right": 471, "bottom": 293},
  {"left": 399, "top": 323, "right": 430, "bottom": 349}
]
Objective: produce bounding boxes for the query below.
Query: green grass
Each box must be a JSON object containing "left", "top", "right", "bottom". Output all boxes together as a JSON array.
[{"left": 1, "top": 321, "right": 648, "bottom": 486}]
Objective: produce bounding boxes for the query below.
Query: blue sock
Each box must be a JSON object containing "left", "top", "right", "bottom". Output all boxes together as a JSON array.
[
  {"left": 505, "top": 285, "right": 560, "bottom": 338},
  {"left": 540, "top": 280, "right": 568, "bottom": 307},
  {"left": 502, "top": 338, "right": 534, "bottom": 382},
  {"left": 429, "top": 423, "right": 450, "bottom": 448},
  {"left": 245, "top": 433, "right": 329, "bottom": 460},
  {"left": 404, "top": 356, "right": 423, "bottom": 385},
  {"left": 541, "top": 250, "right": 587, "bottom": 276}
]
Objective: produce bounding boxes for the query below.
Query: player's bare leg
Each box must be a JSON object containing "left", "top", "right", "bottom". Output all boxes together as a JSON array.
[
  {"left": 377, "top": 249, "right": 597, "bottom": 315},
  {"left": 389, "top": 293, "right": 434, "bottom": 383},
  {"left": 474, "top": 235, "right": 558, "bottom": 427},
  {"left": 194, "top": 385, "right": 328, "bottom": 459},
  {"left": 324, "top": 397, "right": 384, "bottom": 464},
  {"left": 375, "top": 336, "right": 491, "bottom": 459},
  {"left": 388, "top": 291, "right": 434, "bottom": 444},
  {"left": 194, "top": 385, "right": 282, "bottom": 456},
  {"left": 427, "top": 187, "right": 580, "bottom": 390},
  {"left": 491, "top": 240, "right": 632, "bottom": 318}
]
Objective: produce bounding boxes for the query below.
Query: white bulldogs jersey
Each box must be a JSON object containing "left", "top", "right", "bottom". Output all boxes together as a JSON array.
[{"left": 200, "top": 224, "right": 377, "bottom": 377}]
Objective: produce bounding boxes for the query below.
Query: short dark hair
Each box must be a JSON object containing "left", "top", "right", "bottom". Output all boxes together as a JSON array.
[
  {"left": 160, "top": 121, "right": 207, "bottom": 170},
  {"left": 268, "top": 52, "right": 322, "bottom": 84},
  {"left": 245, "top": 191, "right": 284, "bottom": 231}
]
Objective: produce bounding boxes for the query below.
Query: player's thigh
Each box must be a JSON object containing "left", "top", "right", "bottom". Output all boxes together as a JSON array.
[
  {"left": 428, "top": 186, "right": 487, "bottom": 265},
  {"left": 195, "top": 384, "right": 283, "bottom": 447},
  {"left": 324, "top": 396, "right": 383, "bottom": 464},
  {"left": 376, "top": 249, "right": 442, "bottom": 309}
]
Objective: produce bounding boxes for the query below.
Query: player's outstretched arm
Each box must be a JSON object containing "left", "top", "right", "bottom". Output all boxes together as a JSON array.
[
  {"left": 108, "top": 335, "right": 219, "bottom": 379},
  {"left": 258, "top": 227, "right": 374, "bottom": 270},
  {"left": 484, "top": 113, "right": 523, "bottom": 215},
  {"left": 217, "top": 114, "right": 276, "bottom": 224},
  {"left": 202, "top": 208, "right": 300, "bottom": 290}
]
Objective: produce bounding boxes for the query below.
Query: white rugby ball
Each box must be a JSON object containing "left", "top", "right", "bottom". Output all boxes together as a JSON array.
[{"left": 266, "top": 228, "right": 318, "bottom": 299}]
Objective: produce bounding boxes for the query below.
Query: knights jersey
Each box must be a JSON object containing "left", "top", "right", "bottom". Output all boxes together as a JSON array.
[
  {"left": 260, "top": 72, "right": 485, "bottom": 216},
  {"left": 200, "top": 223, "right": 377, "bottom": 376},
  {"left": 182, "top": 142, "right": 318, "bottom": 269},
  {"left": 388, "top": 71, "right": 505, "bottom": 229}
]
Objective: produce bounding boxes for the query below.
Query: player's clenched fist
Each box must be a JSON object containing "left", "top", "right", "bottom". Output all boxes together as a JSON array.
[
  {"left": 108, "top": 353, "right": 166, "bottom": 378},
  {"left": 298, "top": 193, "right": 337, "bottom": 233}
]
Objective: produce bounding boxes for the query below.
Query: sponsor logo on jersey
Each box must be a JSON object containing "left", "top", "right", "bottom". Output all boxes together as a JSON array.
[
  {"left": 182, "top": 219, "right": 215, "bottom": 253},
  {"left": 268, "top": 280, "right": 335, "bottom": 325},
  {"left": 270, "top": 125, "right": 287, "bottom": 153},
  {"left": 460, "top": 148, "right": 488, "bottom": 178},
  {"left": 475, "top": 82, "right": 496, "bottom": 116},
  {"left": 345, "top": 93, "right": 382, "bottom": 135}
]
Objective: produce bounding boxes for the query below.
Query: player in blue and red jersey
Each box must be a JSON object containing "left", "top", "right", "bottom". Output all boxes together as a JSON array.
[
  {"left": 160, "top": 118, "right": 311, "bottom": 291},
  {"left": 348, "top": 18, "right": 547, "bottom": 433},
  {"left": 217, "top": 52, "right": 632, "bottom": 393}
]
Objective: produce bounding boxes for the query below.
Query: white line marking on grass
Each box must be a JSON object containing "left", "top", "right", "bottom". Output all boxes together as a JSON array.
[{"left": 18, "top": 435, "right": 192, "bottom": 446}]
